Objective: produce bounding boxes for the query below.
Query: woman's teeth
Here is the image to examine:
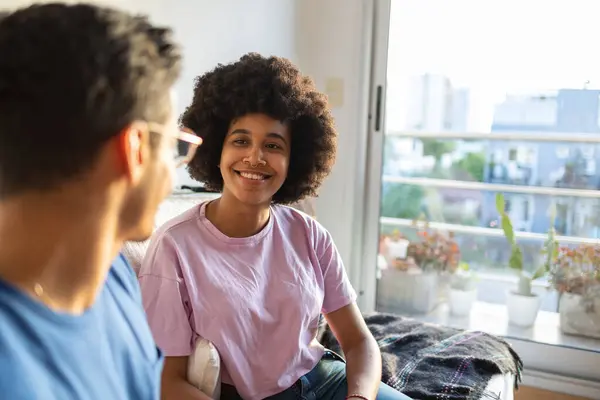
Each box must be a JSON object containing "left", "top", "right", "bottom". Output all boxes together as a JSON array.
[{"left": 239, "top": 171, "right": 267, "bottom": 180}]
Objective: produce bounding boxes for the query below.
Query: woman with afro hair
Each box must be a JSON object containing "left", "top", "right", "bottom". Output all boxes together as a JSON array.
[{"left": 139, "top": 53, "right": 410, "bottom": 400}]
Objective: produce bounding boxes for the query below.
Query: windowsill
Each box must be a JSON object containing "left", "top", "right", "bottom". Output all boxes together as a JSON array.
[{"left": 407, "top": 301, "right": 600, "bottom": 354}]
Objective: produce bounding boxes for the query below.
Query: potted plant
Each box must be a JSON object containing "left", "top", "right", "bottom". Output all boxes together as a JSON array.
[
  {"left": 496, "top": 193, "right": 553, "bottom": 327},
  {"left": 550, "top": 244, "right": 600, "bottom": 339},
  {"left": 377, "top": 222, "right": 460, "bottom": 314},
  {"left": 448, "top": 263, "right": 478, "bottom": 317},
  {"left": 406, "top": 227, "right": 461, "bottom": 274}
]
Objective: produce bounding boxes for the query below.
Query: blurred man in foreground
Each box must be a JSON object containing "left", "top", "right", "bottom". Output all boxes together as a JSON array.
[{"left": 0, "top": 3, "right": 199, "bottom": 399}]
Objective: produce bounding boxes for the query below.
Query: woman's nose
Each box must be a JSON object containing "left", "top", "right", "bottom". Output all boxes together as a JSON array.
[
  {"left": 243, "top": 145, "right": 266, "bottom": 167},
  {"left": 247, "top": 146, "right": 264, "bottom": 163}
]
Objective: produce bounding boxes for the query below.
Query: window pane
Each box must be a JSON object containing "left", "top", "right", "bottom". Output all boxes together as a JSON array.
[{"left": 375, "top": 0, "right": 600, "bottom": 351}]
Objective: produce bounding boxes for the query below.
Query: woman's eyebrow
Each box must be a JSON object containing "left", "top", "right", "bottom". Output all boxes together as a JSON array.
[{"left": 229, "top": 129, "right": 288, "bottom": 144}]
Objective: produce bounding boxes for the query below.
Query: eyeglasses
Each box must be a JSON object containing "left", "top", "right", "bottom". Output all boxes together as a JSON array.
[{"left": 147, "top": 122, "right": 202, "bottom": 167}]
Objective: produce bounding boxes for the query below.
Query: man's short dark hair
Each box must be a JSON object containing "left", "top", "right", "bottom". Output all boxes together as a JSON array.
[{"left": 0, "top": 3, "right": 181, "bottom": 198}]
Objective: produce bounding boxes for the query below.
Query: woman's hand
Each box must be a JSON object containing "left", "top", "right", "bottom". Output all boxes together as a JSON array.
[{"left": 161, "top": 356, "right": 212, "bottom": 400}]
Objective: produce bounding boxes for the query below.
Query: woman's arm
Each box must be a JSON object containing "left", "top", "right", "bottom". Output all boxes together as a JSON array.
[
  {"left": 310, "top": 218, "right": 379, "bottom": 398},
  {"left": 138, "top": 235, "right": 208, "bottom": 399},
  {"left": 325, "top": 303, "right": 381, "bottom": 400},
  {"left": 161, "top": 356, "right": 211, "bottom": 400}
]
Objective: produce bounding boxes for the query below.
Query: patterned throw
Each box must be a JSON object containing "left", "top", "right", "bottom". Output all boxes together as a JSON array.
[{"left": 318, "top": 313, "right": 523, "bottom": 400}]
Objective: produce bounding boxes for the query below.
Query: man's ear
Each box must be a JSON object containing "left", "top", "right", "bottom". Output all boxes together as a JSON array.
[{"left": 116, "top": 122, "right": 151, "bottom": 184}]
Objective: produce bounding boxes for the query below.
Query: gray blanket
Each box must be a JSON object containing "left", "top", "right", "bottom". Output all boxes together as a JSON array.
[{"left": 318, "top": 313, "right": 522, "bottom": 400}]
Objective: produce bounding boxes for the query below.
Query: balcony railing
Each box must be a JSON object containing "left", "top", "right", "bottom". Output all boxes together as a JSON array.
[
  {"left": 386, "top": 130, "right": 600, "bottom": 143},
  {"left": 382, "top": 176, "right": 600, "bottom": 198},
  {"left": 380, "top": 130, "right": 600, "bottom": 246}
]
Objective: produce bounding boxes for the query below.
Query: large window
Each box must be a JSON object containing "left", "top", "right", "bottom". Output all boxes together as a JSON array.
[{"left": 364, "top": 0, "right": 600, "bottom": 364}]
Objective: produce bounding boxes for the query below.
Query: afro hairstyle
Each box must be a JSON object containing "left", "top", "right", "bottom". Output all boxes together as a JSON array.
[{"left": 180, "top": 53, "right": 337, "bottom": 204}]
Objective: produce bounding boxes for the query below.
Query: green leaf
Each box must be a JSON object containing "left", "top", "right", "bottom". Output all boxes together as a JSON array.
[
  {"left": 496, "top": 192, "right": 522, "bottom": 269},
  {"left": 501, "top": 215, "right": 515, "bottom": 244},
  {"left": 496, "top": 193, "right": 515, "bottom": 243},
  {"left": 495, "top": 193, "right": 505, "bottom": 215},
  {"left": 509, "top": 246, "right": 523, "bottom": 271}
]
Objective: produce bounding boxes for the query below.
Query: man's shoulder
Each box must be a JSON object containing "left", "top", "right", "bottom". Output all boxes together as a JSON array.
[{"left": 107, "top": 253, "right": 141, "bottom": 300}]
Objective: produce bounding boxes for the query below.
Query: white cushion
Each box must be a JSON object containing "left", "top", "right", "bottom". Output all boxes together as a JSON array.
[
  {"left": 187, "top": 338, "right": 221, "bottom": 399},
  {"left": 121, "top": 240, "right": 151, "bottom": 276}
]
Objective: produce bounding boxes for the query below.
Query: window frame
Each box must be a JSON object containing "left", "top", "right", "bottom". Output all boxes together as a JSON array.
[{"left": 357, "top": 1, "right": 600, "bottom": 392}]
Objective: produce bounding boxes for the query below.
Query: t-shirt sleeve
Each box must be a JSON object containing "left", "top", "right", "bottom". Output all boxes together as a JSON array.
[
  {"left": 138, "top": 233, "right": 196, "bottom": 357},
  {"left": 313, "top": 220, "right": 357, "bottom": 314}
]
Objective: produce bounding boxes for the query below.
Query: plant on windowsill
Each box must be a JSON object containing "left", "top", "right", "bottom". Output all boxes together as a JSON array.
[
  {"left": 496, "top": 193, "right": 555, "bottom": 327},
  {"left": 377, "top": 221, "right": 461, "bottom": 315},
  {"left": 549, "top": 244, "right": 600, "bottom": 339},
  {"left": 406, "top": 221, "right": 461, "bottom": 274},
  {"left": 448, "top": 262, "right": 479, "bottom": 317}
]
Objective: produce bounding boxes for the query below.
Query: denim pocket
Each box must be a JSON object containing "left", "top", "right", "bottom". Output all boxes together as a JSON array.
[{"left": 302, "top": 352, "right": 347, "bottom": 399}]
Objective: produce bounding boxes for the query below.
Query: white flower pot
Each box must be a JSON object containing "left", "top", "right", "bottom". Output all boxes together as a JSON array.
[
  {"left": 377, "top": 269, "right": 441, "bottom": 314},
  {"left": 559, "top": 293, "right": 600, "bottom": 339},
  {"left": 506, "top": 290, "right": 541, "bottom": 327},
  {"left": 449, "top": 288, "right": 477, "bottom": 317},
  {"left": 437, "top": 271, "right": 453, "bottom": 303}
]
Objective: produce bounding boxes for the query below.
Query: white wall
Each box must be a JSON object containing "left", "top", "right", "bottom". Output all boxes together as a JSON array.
[
  {"left": 294, "top": 0, "right": 374, "bottom": 289},
  {"left": 3, "top": 1, "right": 298, "bottom": 103},
  {"left": 121, "top": 0, "right": 298, "bottom": 116}
]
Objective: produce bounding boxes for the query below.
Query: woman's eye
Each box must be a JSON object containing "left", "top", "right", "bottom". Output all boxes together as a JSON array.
[
  {"left": 233, "top": 139, "right": 247, "bottom": 145},
  {"left": 266, "top": 143, "right": 281, "bottom": 149}
]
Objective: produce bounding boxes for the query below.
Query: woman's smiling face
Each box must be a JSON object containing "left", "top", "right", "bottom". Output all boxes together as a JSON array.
[{"left": 219, "top": 113, "right": 291, "bottom": 206}]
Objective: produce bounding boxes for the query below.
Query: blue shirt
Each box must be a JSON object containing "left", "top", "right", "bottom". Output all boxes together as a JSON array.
[{"left": 0, "top": 254, "right": 163, "bottom": 400}]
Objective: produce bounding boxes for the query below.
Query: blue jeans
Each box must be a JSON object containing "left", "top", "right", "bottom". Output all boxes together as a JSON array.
[{"left": 221, "top": 351, "right": 412, "bottom": 400}]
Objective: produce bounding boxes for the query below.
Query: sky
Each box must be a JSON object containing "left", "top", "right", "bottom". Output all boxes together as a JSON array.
[{"left": 385, "top": 0, "right": 600, "bottom": 131}]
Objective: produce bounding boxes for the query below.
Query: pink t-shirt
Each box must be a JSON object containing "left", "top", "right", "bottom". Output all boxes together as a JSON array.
[{"left": 138, "top": 202, "right": 356, "bottom": 399}]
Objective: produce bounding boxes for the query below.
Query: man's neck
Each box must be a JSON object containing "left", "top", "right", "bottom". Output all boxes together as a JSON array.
[
  {"left": 0, "top": 190, "right": 121, "bottom": 315},
  {"left": 207, "top": 194, "right": 270, "bottom": 238}
]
